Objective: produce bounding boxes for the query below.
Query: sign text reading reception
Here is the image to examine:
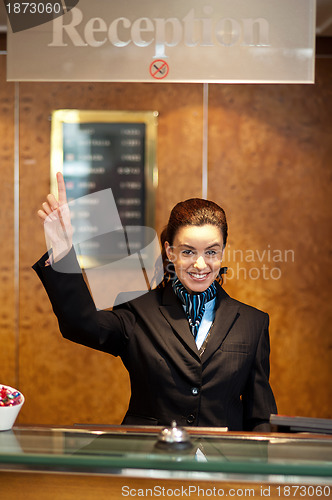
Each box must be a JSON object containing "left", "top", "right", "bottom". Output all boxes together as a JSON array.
[{"left": 7, "top": 0, "right": 316, "bottom": 83}]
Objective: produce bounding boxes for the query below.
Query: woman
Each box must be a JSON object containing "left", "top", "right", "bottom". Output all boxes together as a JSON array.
[{"left": 34, "top": 173, "right": 277, "bottom": 431}]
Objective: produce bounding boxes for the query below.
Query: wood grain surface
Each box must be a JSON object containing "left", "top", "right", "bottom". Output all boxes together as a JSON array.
[{"left": 0, "top": 56, "right": 331, "bottom": 426}]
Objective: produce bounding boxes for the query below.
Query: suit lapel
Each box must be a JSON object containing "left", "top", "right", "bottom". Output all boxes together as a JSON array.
[
  {"left": 200, "top": 285, "right": 240, "bottom": 363},
  {"left": 158, "top": 282, "right": 240, "bottom": 364},
  {"left": 159, "top": 283, "right": 200, "bottom": 360}
]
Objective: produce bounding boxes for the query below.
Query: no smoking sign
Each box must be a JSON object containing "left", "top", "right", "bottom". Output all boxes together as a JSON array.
[{"left": 149, "top": 60, "right": 169, "bottom": 79}]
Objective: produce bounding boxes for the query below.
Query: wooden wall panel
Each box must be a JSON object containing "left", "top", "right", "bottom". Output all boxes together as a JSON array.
[
  {"left": 0, "top": 56, "right": 16, "bottom": 389},
  {"left": 18, "top": 82, "right": 204, "bottom": 425},
  {"left": 0, "top": 55, "right": 330, "bottom": 426},
  {"left": 208, "top": 58, "right": 332, "bottom": 419}
]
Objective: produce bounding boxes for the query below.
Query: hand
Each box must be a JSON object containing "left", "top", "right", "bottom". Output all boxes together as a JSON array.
[{"left": 38, "top": 172, "right": 73, "bottom": 262}]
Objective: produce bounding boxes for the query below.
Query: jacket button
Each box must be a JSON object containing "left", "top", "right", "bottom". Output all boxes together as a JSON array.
[
  {"left": 191, "top": 387, "right": 199, "bottom": 396},
  {"left": 186, "top": 414, "right": 195, "bottom": 424}
]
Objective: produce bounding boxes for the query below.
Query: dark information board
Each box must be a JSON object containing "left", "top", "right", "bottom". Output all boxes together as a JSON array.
[{"left": 51, "top": 110, "right": 158, "bottom": 267}]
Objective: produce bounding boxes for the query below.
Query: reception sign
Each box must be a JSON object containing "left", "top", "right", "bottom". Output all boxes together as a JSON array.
[{"left": 7, "top": 0, "right": 316, "bottom": 83}]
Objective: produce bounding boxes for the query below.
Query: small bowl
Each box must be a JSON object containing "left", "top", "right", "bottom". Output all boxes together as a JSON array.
[{"left": 0, "top": 385, "right": 25, "bottom": 431}]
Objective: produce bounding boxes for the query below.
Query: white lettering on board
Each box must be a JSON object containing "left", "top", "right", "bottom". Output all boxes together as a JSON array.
[{"left": 48, "top": 6, "right": 270, "bottom": 57}]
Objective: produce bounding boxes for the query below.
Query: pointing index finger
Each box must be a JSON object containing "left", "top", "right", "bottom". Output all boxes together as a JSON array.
[{"left": 57, "top": 171, "right": 67, "bottom": 205}]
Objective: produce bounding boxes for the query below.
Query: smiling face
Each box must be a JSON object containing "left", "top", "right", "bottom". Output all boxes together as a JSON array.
[{"left": 165, "top": 224, "right": 224, "bottom": 293}]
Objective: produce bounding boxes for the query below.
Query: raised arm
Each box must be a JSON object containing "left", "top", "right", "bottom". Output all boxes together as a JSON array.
[
  {"left": 34, "top": 172, "right": 133, "bottom": 356},
  {"left": 37, "top": 172, "right": 73, "bottom": 262}
]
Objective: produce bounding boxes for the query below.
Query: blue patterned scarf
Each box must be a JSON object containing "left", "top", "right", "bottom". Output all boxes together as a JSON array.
[{"left": 172, "top": 278, "right": 217, "bottom": 339}]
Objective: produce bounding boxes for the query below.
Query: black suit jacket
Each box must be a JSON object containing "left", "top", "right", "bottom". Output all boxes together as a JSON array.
[{"left": 33, "top": 249, "right": 277, "bottom": 431}]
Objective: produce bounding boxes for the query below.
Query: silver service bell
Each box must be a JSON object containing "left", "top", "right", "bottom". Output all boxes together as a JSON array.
[{"left": 155, "top": 420, "right": 193, "bottom": 450}]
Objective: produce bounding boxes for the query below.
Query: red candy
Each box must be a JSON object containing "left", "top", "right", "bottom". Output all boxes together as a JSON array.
[{"left": 0, "top": 386, "right": 22, "bottom": 407}]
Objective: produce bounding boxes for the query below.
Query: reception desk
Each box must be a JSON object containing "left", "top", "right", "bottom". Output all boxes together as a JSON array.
[{"left": 0, "top": 425, "right": 331, "bottom": 499}]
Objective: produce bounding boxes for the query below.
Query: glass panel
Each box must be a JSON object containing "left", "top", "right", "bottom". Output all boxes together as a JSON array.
[
  {"left": 7, "top": 0, "right": 316, "bottom": 83},
  {"left": 1, "top": 427, "right": 331, "bottom": 480}
]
